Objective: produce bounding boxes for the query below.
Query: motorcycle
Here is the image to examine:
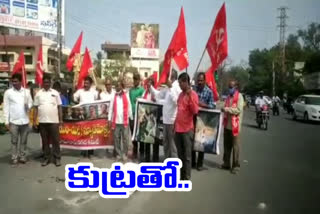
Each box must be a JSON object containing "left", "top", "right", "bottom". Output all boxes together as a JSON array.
[{"left": 257, "top": 105, "right": 269, "bottom": 130}]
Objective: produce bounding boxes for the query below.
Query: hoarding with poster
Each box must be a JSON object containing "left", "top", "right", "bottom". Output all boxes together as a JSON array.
[
  {"left": 0, "top": 0, "right": 65, "bottom": 35},
  {"left": 131, "top": 23, "right": 159, "bottom": 59}
]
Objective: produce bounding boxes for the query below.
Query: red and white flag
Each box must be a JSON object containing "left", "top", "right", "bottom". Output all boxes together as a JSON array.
[
  {"left": 66, "top": 31, "right": 83, "bottom": 71},
  {"left": 35, "top": 46, "right": 44, "bottom": 86},
  {"left": 206, "top": 3, "right": 228, "bottom": 72},
  {"left": 158, "top": 7, "right": 189, "bottom": 85},
  {"left": 12, "top": 50, "right": 27, "bottom": 88},
  {"left": 77, "top": 47, "right": 93, "bottom": 89},
  {"left": 203, "top": 3, "right": 228, "bottom": 101}
]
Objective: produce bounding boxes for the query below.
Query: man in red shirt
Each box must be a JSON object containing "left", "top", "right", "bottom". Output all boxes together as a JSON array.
[{"left": 175, "top": 73, "right": 199, "bottom": 180}]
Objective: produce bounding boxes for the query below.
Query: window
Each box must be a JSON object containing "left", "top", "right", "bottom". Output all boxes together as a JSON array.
[
  {"left": 144, "top": 72, "right": 148, "bottom": 78},
  {"left": 0, "top": 54, "right": 14, "bottom": 62},
  {"left": 24, "top": 55, "right": 33, "bottom": 65}
]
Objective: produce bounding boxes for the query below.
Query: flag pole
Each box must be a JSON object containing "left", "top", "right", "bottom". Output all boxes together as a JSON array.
[{"left": 194, "top": 47, "right": 206, "bottom": 74}]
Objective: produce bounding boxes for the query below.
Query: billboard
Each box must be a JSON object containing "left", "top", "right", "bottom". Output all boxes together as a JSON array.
[
  {"left": 131, "top": 23, "right": 159, "bottom": 59},
  {"left": 0, "top": 0, "right": 64, "bottom": 35}
]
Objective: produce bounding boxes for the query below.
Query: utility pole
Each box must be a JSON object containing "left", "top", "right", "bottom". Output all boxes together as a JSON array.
[
  {"left": 277, "top": 7, "right": 288, "bottom": 76},
  {"left": 272, "top": 60, "right": 275, "bottom": 97},
  {"left": 56, "top": 0, "right": 62, "bottom": 79}
]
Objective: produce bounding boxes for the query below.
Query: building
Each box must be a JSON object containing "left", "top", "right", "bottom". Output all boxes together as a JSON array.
[
  {"left": 0, "top": 35, "right": 70, "bottom": 84},
  {"left": 100, "top": 42, "right": 159, "bottom": 81}
]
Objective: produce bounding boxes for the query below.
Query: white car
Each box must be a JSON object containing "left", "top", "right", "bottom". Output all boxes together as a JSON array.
[{"left": 293, "top": 95, "right": 320, "bottom": 122}]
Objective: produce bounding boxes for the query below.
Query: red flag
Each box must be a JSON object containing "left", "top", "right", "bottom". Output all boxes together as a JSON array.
[
  {"left": 159, "top": 7, "right": 189, "bottom": 85},
  {"left": 66, "top": 31, "right": 83, "bottom": 71},
  {"left": 35, "top": 46, "right": 44, "bottom": 86},
  {"left": 206, "top": 3, "right": 228, "bottom": 73},
  {"left": 12, "top": 50, "right": 27, "bottom": 88},
  {"left": 77, "top": 47, "right": 93, "bottom": 89},
  {"left": 205, "top": 66, "right": 219, "bottom": 101}
]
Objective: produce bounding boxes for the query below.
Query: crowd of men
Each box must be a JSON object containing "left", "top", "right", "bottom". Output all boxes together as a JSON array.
[{"left": 3, "top": 70, "right": 244, "bottom": 179}]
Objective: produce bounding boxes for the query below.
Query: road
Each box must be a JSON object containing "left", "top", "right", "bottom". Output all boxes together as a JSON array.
[{"left": 0, "top": 107, "right": 319, "bottom": 214}]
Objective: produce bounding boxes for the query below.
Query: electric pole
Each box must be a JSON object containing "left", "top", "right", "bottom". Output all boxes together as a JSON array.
[
  {"left": 272, "top": 60, "right": 275, "bottom": 97},
  {"left": 277, "top": 7, "right": 288, "bottom": 75},
  {"left": 57, "top": 0, "right": 62, "bottom": 79}
]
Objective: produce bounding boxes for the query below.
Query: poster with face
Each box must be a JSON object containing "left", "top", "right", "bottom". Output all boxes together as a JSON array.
[{"left": 194, "top": 109, "right": 223, "bottom": 154}]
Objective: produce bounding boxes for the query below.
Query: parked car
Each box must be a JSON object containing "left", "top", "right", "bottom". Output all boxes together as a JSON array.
[{"left": 293, "top": 95, "right": 320, "bottom": 122}]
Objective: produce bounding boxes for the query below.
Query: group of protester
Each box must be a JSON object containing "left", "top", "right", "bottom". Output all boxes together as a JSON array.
[{"left": 3, "top": 70, "right": 244, "bottom": 179}]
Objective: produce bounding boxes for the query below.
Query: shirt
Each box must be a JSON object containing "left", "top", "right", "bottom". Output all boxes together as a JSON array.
[
  {"left": 151, "top": 80, "right": 181, "bottom": 124},
  {"left": 34, "top": 89, "right": 62, "bottom": 123},
  {"left": 194, "top": 85, "right": 215, "bottom": 109},
  {"left": 129, "top": 86, "right": 144, "bottom": 116},
  {"left": 73, "top": 88, "right": 98, "bottom": 104},
  {"left": 175, "top": 90, "right": 199, "bottom": 133},
  {"left": 255, "top": 97, "right": 267, "bottom": 108},
  {"left": 225, "top": 93, "right": 244, "bottom": 132},
  {"left": 108, "top": 92, "right": 133, "bottom": 124},
  {"left": 3, "top": 87, "right": 33, "bottom": 125},
  {"left": 100, "top": 89, "right": 115, "bottom": 101}
]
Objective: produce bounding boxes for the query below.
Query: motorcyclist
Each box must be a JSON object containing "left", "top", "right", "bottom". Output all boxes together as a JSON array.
[
  {"left": 255, "top": 91, "right": 268, "bottom": 120},
  {"left": 272, "top": 95, "right": 281, "bottom": 115}
]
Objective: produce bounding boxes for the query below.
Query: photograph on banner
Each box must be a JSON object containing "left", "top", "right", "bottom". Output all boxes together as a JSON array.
[
  {"left": 0, "top": 0, "right": 10, "bottom": 15},
  {"left": 194, "top": 109, "right": 223, "bottom": 154},
  {"left": 62, "top": 101, "right": 110, "bottom": 121},
  {"left": 132, "top": 99, "right": 163, "bottom": 144},
  {"left": 59, "top": 100, "right": 113, "bottom": 150}
]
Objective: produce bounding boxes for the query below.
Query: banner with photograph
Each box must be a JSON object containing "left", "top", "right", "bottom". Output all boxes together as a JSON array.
[
  {"left": 194, "top": 109, "right": 223, "bottom": 154},
  {"left": 132, "top": 99, "right": 163, "bottom": 144},
  {"left": 59, "top": 100, "right": 113, "bottom": 150},
  {"left": 131, "top": 23, "right": 159, "bottom": 59},
  {"left": 0, "top": 0, "right": 65, "bottom": 35}
]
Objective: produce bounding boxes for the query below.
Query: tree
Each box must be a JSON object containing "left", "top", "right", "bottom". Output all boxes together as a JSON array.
[
  {"left": 103, "top": 53, "right": 137, "bottom": 82},
  {"left": 93, "top": 51, "right": 103, "bottom": 78},
  {"left": 298, "top": 22, "right": 320, "bottom": 52}
]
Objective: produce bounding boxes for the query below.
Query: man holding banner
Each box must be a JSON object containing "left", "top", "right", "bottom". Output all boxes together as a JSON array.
[
  {"left": 151, "top": 69, "right": 180, "bottom": 159},
  {"left": 73, "top": 76, "right": 98, "bottom": 158},
  {"left": 192, "top": 72, "right": 215, "bottom": 171}
]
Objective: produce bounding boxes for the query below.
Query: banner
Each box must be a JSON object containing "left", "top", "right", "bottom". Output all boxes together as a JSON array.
[
  {"left": 132, "top": 99, "right": 163, "bottom": 144},
  {"left": 131, "top": 23, "right": 159, "bottom": 59},
  {"left": 194, "top": 109, "right": 223, "bottom": 154},
  {"left": 59, "top": 100, "right": 113, "bottom": 150},
  {"left": 0, "top": 0, "right": 65, "bottom": 35}
]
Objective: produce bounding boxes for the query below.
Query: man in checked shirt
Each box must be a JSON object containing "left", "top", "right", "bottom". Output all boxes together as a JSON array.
[{"left": 192, "top": 72, "right": 215, "bottom": 171}]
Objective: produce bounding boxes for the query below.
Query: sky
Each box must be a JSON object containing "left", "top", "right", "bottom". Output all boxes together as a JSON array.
[{"left": 64, "top": 0, "right": 320, "bottom": 76}]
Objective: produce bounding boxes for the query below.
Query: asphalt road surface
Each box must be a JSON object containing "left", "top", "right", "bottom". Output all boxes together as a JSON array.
[{"left": 0, "top": 107, "right": 319, "bottom": 214}]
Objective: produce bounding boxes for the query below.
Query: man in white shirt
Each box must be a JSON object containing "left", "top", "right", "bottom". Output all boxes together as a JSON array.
[
  {"left": 99, "top": 78, "right": 115, "bottom": 101},
  {"left": 255, "top": 91, "right": 268, "bottom": 120},
  {"left": 73, "top": 76, "right": 98, "bottom": 104},
  {"left": 108, "top": 79, "right": 132, "bottom": 162},
  {"left": 150, "top": 70, "right": 181, "bottom": 159},
  {"left": 33, "top": 75, "right": 63, "bottom": 167},
  {"left": 3, "top": 73, "right": 33, "bottom": 165},
  {"left": 73, "top": 76, "right": 98, "bottom": 158}
]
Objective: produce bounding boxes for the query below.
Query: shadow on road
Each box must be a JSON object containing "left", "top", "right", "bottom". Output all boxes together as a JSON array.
[
  {"left": 204, "top": 159, "right": 221, "bottom": 169},
  {"left": 284, "top": 117, "right": 320, "bottom": 125},
  {"left": 242, "top": 122, "right": 260, "bottom": 130}
]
